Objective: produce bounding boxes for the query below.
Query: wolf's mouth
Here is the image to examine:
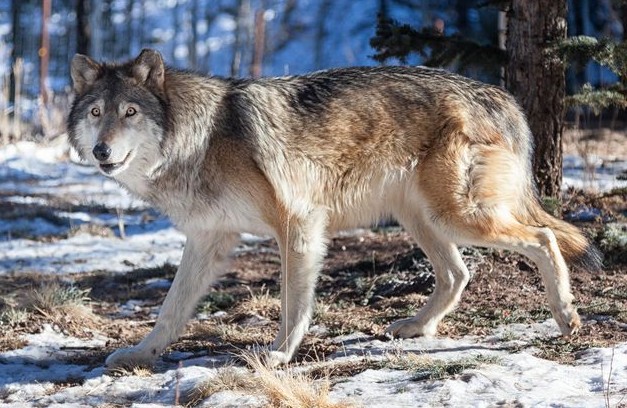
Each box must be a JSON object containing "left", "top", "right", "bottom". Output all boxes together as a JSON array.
[{"left": 100, "top": 151, "right": 133, "bottom": 174}]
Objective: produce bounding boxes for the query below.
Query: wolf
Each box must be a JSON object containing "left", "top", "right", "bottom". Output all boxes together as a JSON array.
[{"left": 67, "top": 49, "right": 600, "bottom": 369}]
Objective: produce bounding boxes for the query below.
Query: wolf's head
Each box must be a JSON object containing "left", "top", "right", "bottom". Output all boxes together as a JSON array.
[{"left": 68, "top": 49, "right": 168, "bottom": 181}]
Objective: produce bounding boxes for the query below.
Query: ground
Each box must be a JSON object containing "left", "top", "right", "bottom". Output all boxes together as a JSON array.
[{"left": 0, "top": 136, "right": 625, "bottom": 407}]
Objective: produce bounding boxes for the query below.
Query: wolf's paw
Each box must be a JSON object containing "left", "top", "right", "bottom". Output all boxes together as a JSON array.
[
  {"left": 264, "top": 350, "right": 291, "bottom": 368},
  {"left": 245, "top": 345, "right": 290, "bottom": 368},
  {"left": 104, "top": 346, "right": 158, "bottom": 373},
  {"left": 554, "top": 307, "right": 581, "bottom": 337},
  {"left": 385, "top": 318, "right": 436, "bottom": 339}
]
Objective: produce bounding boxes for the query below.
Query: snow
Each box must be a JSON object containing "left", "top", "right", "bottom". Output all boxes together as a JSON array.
[
  {"left": 0, "top": 140, "right": 626, "bottom": 406},
  {"left": 0, "top": 323, "right": 625, "bottom": 407},
  {"left": 563, "top": 154, "right": 627, "bottom": 192},
  {"left": 326, "top": 325, "right": 627, "bottom": 407}
]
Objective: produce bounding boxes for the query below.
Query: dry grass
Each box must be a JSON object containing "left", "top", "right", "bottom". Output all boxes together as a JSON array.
[
  {"left": 37, "top": 92, "right": 71, "bottom": 141},
  {"left": 314, "top": 301, "right": 388, "bottom": 338},
  {"left": 202, "top": 320, "right": 276, "bottom": 346},
  {"left": 186, "top": 353, "right": 353, "bottom": 408},
  {"left": 23, "top": 280, "right": 101, "bottom": 334},
  {"left": 108, "top": 365, "right": 154, "bottom": 378},
  {"left": 563, "top": 127, "right": 627, "bottom": 161},
  {"left": 303, "top": 351, "right": 501, "bottom": 384},
  {"left": 67, "top": 223, "right": 116, "bottom": 239},
  {"left": 0, "top": 296, "right": 29, "bottom": 327},
  {"left": 230, "top": 286, "right": 281, "bottom": 321},
  {"left": 383, "top": 351, "right": 501, "bottom": 380},
  {"left": 0, "top": 336, "right": 28, "bottom": 352},
  {"left": 243, "top": 353, "right": 350, "bottom": 408},
  {"left": 185, "top": 365, "right": 256, "bottom": 406},
  {"left": 562, "top": 126, "right": 627, "bottom": 193}
]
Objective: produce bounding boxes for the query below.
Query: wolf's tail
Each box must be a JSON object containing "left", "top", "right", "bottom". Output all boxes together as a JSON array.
[{"left": 520, "top": 199, "right": 603, "bottom": 271}]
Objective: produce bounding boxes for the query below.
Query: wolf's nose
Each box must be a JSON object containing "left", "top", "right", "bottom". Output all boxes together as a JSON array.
[{"left": 93, "top": 142, "right": 112, "bottom": 162}]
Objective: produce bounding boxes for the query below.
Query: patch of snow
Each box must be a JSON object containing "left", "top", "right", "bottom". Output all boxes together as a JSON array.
[
  {"left": 0, "top": 228, "right": 186, "bottom": 274},
  {"left": 199, "top": 391, "right": 266, "bottom": 407},
  {"left": 0, "top": 325, "right": 107, "bottom": 400},
  {"left": 563, "top": 154, "right": 627, "bottom": 192},
  {"left": 1, "top": 321, "right": 624, "bottom": 407},
  {"left": 327, "top": 332, "right": 627, "bottom": 408}
]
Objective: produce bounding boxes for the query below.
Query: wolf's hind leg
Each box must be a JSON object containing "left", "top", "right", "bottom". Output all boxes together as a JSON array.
[
  {"left": 386, "top": 212, "right": 470, "bottom": 338},
  {"left": 267, "top": 209, "right": 327, "bottom": 367},
  {"left": 105, "top": 231, "right": 238, "bottom": 371},
  {"left": 416, "top": 139, "right": 579, "bottom": 336},
  {"left": 464, "top": 223, "right": 580, "bottom": 335}
]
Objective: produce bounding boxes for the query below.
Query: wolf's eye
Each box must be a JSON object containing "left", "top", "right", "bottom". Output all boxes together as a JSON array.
[
  {"left": 90, "top": 107, "right": 100, "bottom": 117},
  {"left": 126, "top": 107, "right": 137, "bottom": 117}
]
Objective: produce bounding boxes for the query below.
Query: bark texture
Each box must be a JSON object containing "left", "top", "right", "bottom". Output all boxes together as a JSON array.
[{"left": 506, "top": 0, "right": 567, "bottom": 199}]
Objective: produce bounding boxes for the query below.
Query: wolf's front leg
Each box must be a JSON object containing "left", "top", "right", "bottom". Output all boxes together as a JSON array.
[
  {"left": 105, "top": 231, "right": 238, "bottom": 371},
  {"left": 268, "top": 210, "right": 328, "bottom": 367}
]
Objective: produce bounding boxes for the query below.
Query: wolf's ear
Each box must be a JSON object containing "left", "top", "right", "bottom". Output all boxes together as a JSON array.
[
  {"left": 71, "top": 54, "right": 101, "bottom": 94},
  {"left": 132, "top": 49, "right": 165, "bottom": 94}
]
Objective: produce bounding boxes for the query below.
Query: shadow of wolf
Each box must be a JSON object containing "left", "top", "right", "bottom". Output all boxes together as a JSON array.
[{"left": 67, "top": 49, "right": 601, "bottom": 370}]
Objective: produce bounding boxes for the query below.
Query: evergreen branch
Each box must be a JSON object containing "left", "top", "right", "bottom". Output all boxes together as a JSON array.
[
  {"left": 370, "top": 16, "right": 506, "bottom": 69},
  {"left": 554, "top": 36, "right": 627, "bottom": 79},
  {"left": 566, "top": 83, "right": 627, "bottom": 114}
]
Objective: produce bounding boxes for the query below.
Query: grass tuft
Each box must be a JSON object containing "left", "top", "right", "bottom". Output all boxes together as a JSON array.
[
  {"left": 186, "top": 352, "right": 353, "bottom": 408},
  {"left": 230, "top": 286, "right": 281, "bottom": 321},
  {"left": 385, "top": 352, "right": 501, "bottom": 381},
  {"left": 24, "top": 280, "right": 100, "bottom": 334},
  {"left": 197, "top": 291, "right": 237, "bottom": 314},
  {"left": 108, "top": 365, "right": 154, "bottom": 378},
  {"left": 185, "top": 365, "right": 256, "bottom": 406}
]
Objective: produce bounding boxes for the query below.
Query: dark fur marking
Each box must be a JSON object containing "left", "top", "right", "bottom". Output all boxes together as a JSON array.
[{"left": 291, "top": 77, "right": 343, "bottom": 116}]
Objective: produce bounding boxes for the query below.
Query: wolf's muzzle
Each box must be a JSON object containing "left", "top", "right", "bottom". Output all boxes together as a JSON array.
[{"left": 93, "top": 142, "right": 112, "bottom": 162}]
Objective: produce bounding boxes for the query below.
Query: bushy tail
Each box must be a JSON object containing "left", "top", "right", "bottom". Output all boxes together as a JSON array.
[{"left": 523, "top": 199, "right": 603, "bottom": 271}]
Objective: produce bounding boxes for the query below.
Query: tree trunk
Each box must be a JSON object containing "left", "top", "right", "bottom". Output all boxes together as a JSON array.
[
  {"left": 76, "top": 0, "right": 91, "bottom": 55},
  {"left": 506, "top": 0, "right": 567, "bottom": 199},
  {"left": 9, "top": 0, "right": 22, "bottom": 112},
  {"left": 89, "top": 0, "right": 104, "bottom": 58},
  {"left": 40, "top": 0, "right": 51, "bottom": 107},
  {"left": 231, "top": 0, "right": 251, "bottom": 77},
  {"left": 250, "top": 8, "right": 266, "bottom": 78}
]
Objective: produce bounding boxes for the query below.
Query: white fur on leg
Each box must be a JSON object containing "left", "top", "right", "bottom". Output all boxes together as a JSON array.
[
  {"left": 105, "top": 231, "right": 238, "bottom": 371},
  {"left": 520, "top": 228, "right": 581, "bottom": 336},
  {"left": 388, "top": 210, "right": 470, "bottom": 339},
  {"left": 271, "top": 209, "right": 328, "bottom": 364}
]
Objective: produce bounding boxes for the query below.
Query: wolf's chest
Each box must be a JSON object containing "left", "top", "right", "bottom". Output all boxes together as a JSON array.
[{"left": 158, "top": 190, "right": 274, "bottom": 237}]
